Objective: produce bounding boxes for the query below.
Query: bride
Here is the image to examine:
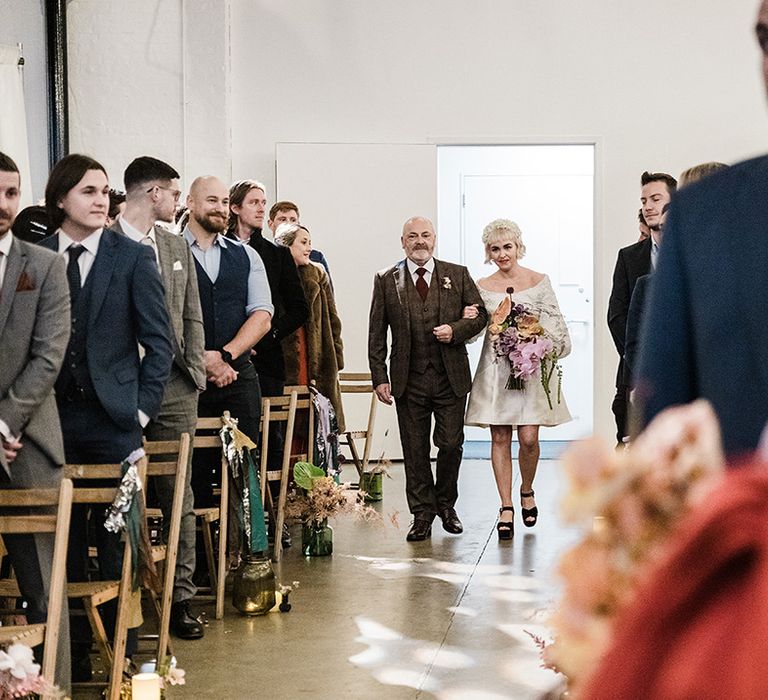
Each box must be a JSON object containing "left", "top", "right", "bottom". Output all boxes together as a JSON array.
[{"left": 464, "top": 219, "right": 571, "bottom": 538}]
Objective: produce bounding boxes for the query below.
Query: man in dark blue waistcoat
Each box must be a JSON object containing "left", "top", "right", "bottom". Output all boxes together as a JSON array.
[{"left": 182, "top": 176, "right": 273, "bottom": 524}]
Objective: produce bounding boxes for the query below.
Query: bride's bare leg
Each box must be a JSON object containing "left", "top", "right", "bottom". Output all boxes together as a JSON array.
[
  {"left": 490, "top": 425, "right": 514, "bottom": 522},
  {"left": 517, "top": 424, "right": 540, "bottom": 519}
]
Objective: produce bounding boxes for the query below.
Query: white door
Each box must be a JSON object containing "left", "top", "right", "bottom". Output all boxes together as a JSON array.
[
  {"left": 438, "top": 145, "right": 594, "bottom": 441},
  {"left": 276, "top": 143, "right": 438, "bottom": 460}
]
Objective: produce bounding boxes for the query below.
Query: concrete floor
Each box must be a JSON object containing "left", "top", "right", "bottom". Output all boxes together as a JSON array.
[{"left": 166, "top": 458, "right": 579, "bottom": 699}]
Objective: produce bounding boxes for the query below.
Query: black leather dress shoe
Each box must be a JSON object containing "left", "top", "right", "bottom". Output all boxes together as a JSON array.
[
  {"left": 406, "top": 519, "right": 432, "bottom": 542},
  {"left": 439, "top": 508, "right": 463, "bottom": 534},
  {"left": 170, "top": 600, "right": 204, "bottom": 639}
]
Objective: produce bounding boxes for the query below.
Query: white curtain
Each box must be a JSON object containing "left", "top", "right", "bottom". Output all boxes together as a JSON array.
[{"left": 0, "top": 44, "right": 33, "bottom": 207}]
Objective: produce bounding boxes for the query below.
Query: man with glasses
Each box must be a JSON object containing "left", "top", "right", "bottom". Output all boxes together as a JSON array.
[{"left": 111, "top": 156, "right": 207, "bottom": 639}]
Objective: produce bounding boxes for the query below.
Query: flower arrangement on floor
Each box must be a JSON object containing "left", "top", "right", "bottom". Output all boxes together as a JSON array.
[
  {"left": 285, "top": 462, "right": 381, "bottom": 555},
  {"left": 286, "top": 462, "right": 381, "bottom": 526},
  {"left": 538, "top": 400, "right": 725, "bottom": 697},
  {"left": 489, "top": 287, "right": 562, "bottom": 408},
  {"left": 0, "top": 643, "right": 60, "bottom": 699}
]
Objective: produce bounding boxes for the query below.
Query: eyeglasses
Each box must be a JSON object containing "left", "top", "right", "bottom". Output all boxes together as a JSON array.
[{"left": 147, "top": 185, "right": 181, "bottom": 202}]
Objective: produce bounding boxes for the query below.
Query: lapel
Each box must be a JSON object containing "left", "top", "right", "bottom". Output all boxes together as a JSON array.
[
  {"left": 0, "top": 238, "right": 26, "bottom": 338},
  {"left": 433, "top": 258, "right": 444, "bottom": 322},
  {"left": 88, "top": 228, "right": 118, "bottom": 325},
  {"left": 392, "top": 259, "right": 411, "bottom": 329},
  {"left": 154, "top": 227, "right": 174, "bottom": 304}
]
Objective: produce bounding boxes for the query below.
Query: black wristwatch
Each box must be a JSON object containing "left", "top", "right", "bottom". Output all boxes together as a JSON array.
[{"left": 219, "top": 348, "right": 234, "bottom": 365}]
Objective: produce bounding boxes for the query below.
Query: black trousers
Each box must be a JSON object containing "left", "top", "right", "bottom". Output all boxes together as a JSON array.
[
  {"left": 394, "top": 365, "right": 466, "bottom": 517},
  {"left": 192, "top": 364, "right": 262, "bottom": 509},
  {"left": 58, "top": 398, "right": 143, "bottom": 662},
  {"left": 612, "top": 384, "right": 629, "bottom": 444}
]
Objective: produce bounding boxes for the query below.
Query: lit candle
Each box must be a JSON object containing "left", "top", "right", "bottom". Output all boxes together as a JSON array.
[{"left": 132, "top": 672, "right": 161, "bottom": 700}]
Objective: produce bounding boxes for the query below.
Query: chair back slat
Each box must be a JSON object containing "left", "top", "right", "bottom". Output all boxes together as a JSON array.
[
  {"left": 338, "top": 372, "right": 373, "bottom": 383},
  {"left": 72, "top": 488, "right": 125, "bottom": 504},
  {"left": 0, "top": 515, "right": 58, "bottom": 533},
  {"left": 143, "top": 439, "right": 183, "bottom": 455},
  {"left": 196, "top": 417, "right": 223, "bottom": 430},
  {"left": 64, "top": 464, "right": 126, "bottom": 480},
  {"left": 0, "top": 490, "right": 60, "bottom": 507},
  {"left": 339, "top": 385, "right": 374, "bottom": 394}
]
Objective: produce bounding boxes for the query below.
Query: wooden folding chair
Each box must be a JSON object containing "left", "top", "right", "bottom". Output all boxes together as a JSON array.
[
  {"left": 64, "top": 458, "right": 149, "bottom": 700},
  {"left": 191, "top": 416, "right": 228, "bottom": 620},
  {"left": 141, "top": 433, "right": 190, "bottom": 662},
  {"left": 0, "top": 478, "right": 73, "bottom": 700},
  {"left": 338, "top": 372, "right": 378, "bottom": 479},
  {"left": 259, "top": 387, "right": 314, "bottom": 562}
]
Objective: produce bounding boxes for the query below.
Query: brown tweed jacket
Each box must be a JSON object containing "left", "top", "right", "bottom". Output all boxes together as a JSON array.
[{"left": 368, "top": 258, "right": 487, "bottom": 399}]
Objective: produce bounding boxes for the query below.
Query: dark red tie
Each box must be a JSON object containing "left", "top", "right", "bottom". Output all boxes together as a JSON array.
[{"left": 415, "top": 267, "right": 428, "bottom": 301}]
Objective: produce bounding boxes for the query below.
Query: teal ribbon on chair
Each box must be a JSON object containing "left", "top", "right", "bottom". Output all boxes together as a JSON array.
[
  {"left": 104, "top": 449, "right": 160, "bottom": 591},
  {"left": 220, "top": 416, "right": 268, "bottom": 554}
]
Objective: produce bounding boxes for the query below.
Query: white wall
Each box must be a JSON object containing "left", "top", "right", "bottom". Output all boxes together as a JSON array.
[
  {"left": 1, "top": 0, "right": 48, "bottom": 199},
  {"left": 58, "top": 0, "right": 768, "bottom": 440}
]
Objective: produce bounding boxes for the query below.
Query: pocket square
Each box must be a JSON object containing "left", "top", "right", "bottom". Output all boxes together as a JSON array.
[
  {"left": 173, "top": 260, "right": 183, "bottom": 271},
  {"left": 15, "top": 271, "right": 35, "bottom": 292}
]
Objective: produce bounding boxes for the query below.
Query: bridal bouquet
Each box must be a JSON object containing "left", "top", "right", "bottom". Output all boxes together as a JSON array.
[{"left": 489, "top": 287, "right": 562, "bottom": 408}]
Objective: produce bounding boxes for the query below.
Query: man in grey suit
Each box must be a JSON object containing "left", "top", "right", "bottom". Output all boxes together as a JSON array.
[
  {"left": 112, "top": 156, "right": 207, "bottom": 639},
  {"left": 368, "top": 216, "right": 487, "bottom": 541},
  {"left": 0, "top": 152, "right": 71, "bottom": 692}
]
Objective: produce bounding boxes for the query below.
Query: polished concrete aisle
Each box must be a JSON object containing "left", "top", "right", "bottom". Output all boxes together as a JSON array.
[{"left": 173, "top": 458, "right": 579, "bottom": 699}]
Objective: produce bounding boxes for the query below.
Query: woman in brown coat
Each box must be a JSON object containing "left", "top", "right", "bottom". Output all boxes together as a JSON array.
[{"left": 275, "top": 223, "right": 345, "bottom": 432}]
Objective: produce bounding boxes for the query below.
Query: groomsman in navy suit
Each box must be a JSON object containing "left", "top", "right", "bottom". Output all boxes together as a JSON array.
[
  {"left": 637, "top": 0, "right": 768, "bottom": 457},
  {"left": 41, "top": 154, "right": 172, "bottom": 680}
]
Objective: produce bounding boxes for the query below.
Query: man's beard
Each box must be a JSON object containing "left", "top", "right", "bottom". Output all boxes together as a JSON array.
[
  {"left": 194, "top": 211, "right": 227, "bottom": 234},
  {"left": 0, "top": 210, "right": 12, "bottom": 235}
]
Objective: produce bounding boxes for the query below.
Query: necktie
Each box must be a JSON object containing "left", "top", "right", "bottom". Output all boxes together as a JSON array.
[
  {"left": 415, "top": 267, "right": 428, "bottom": 301},
  {"left": 66, "top": 245, "right": 84, "bottom": 305}
]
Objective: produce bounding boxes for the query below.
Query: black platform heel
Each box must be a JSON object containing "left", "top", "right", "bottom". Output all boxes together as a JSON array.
[
  {"left": 521, "top": 490, "right": 538, "bottom": 528},
  {"left": 497, "top": 506, "right": 514, "bottom": 540}
]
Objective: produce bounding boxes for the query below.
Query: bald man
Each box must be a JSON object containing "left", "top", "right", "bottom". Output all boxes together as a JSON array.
[
  {"left": 183, "top": 176, "right": 273, "bottom": 517},
  {"left": 368, "top": 216, "right": 487, "bottom": 541}
]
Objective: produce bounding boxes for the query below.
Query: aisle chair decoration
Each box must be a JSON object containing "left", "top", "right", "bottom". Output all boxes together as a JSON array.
[
  {"left": 286, "top": 461, "right": 381, "bottom": 557},
  {"left": 537, "top": 400, "right": 725, "bottom": 697},
  {"left": 104, "top": 448, "right": 160, "bottom": 593},
  {"left": 0, "top": 642, "right": 60, "bottom": 699},
  {"left": 310, "top": 387, "right": 341, "bottom": 480},
  {"left": 218, "top": 412, "right": 276, "bottom": 615}
]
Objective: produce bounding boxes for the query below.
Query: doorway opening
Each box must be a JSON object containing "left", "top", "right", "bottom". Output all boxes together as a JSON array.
[{"left": 437, "top": 144, "right": 595, "bottom": 455}]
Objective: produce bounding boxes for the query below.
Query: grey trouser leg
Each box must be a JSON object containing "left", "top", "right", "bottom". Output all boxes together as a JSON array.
[{"left": 145, "top": 371, "right": 199, "bottom": 603}]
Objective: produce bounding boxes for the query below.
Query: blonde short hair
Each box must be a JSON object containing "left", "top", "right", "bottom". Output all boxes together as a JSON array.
[
  {"left": 274, "top": 222, "right": 309, "bottom": 247},
  {"left": 482, "top": 219, "right": 526, "bottom": 263},
  {"left": 678, "top": 161, "right": 728, "bottom": 188}
]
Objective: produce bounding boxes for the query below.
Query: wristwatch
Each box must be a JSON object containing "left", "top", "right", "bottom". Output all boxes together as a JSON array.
[{"left": 219, "top": 348, "right": 234, "bottom": 365}]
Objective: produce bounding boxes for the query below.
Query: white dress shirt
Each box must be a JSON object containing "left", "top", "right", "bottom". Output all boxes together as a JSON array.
[
  {"left": 118, "top": 218, "right": 160, "bottom": 268},
  {"left": 406, "top": 256, "right": 435, "bottom": 286},
  {"left": 0, "top": 231, "right": 11, "bottom": 291},
  {"left": 57, "top": 228, "right": 103, "bottom": 283}
]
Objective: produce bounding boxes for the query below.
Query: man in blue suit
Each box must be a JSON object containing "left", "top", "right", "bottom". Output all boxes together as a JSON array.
[
  {"left": 40, "top": 154, "right": 173, "bottom": 680},
  {"left": 636, "top": 0, "right": 768, "bottom": 457}
]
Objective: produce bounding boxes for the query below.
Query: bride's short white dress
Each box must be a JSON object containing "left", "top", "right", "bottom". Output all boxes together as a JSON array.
[{"left": 465, "top": 275, "right": 572, "bottom": 428}]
